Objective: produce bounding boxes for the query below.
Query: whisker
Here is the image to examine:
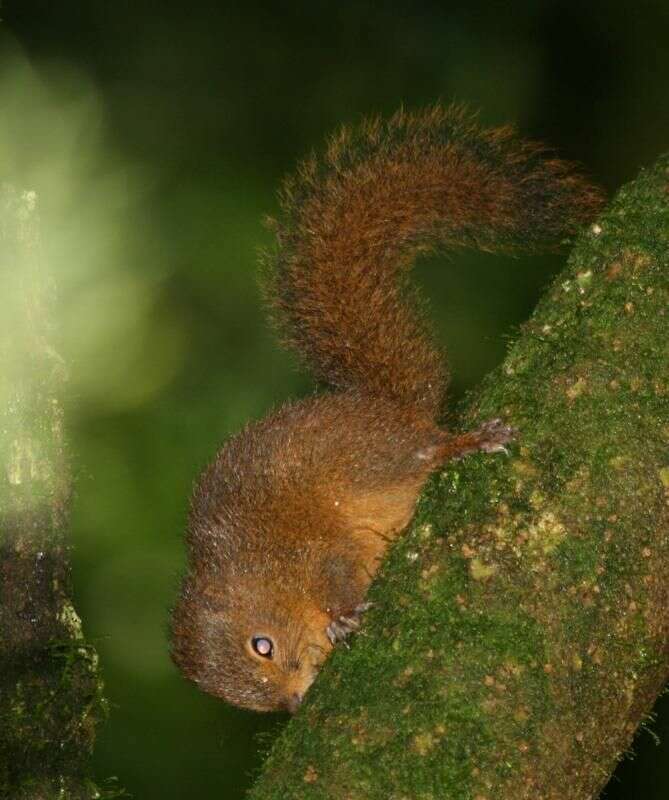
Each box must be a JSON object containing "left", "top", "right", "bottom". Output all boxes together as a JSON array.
[{"left": 356, "top": 525, "right": 393, "bottom": 543}]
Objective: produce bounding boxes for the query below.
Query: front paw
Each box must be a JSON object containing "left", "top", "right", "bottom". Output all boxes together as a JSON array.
[
  {"left": 326, "top": 602, "right": 373, "bottom": 646},
  {"left": 473, "top": 418, "right": 516, "bottom": 455}
]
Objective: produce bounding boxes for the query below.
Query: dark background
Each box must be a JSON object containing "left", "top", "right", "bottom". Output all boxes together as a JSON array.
[{"left": 1, "top": 2, "right": 668, "bottom": 797}]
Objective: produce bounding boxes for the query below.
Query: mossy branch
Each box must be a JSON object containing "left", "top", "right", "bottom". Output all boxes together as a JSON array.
[
  {"left": 0, "top": 186, "right": 112, "bottom": 798},
  {"left": 249, "top": 156, "right": 669, "bottom": 799}
]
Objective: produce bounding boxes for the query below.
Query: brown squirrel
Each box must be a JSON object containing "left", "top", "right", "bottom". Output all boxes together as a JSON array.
[{"left": 170, "top": 105, "right": 603, "bottom": 713}]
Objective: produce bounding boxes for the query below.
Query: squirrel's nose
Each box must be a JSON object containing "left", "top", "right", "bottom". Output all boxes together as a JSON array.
[{"left": 286, "top": 692, "right": 304, "bottom": 714}]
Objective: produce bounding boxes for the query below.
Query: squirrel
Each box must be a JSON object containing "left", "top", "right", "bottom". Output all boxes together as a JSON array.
[{"left": 170, "top": 105, "right": 603, "bottom": 713}]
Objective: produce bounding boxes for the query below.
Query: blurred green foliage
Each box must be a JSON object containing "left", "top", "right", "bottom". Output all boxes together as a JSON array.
[{"left": 1, "top": 2, "right": 667, "bottom": 797}]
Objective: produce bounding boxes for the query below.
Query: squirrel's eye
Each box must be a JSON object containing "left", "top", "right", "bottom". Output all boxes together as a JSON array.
[{"left": 251, "top": 636, "right": 274, "bottom": 659}]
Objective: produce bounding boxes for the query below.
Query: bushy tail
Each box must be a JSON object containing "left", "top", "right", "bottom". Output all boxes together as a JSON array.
[{"left": 263, "top": 105, "right": 604, "bottom": 418}]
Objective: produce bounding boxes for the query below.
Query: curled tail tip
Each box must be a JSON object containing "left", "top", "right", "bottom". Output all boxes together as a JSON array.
[
  {"left": 262, "top": 103, "right": 604, "bottom": 409},
  {"left": 517, "top": 154, "right": 606, "bottom": 244},
  {"left": 278, "top": 100, "right": 604, "bottom": 233}
]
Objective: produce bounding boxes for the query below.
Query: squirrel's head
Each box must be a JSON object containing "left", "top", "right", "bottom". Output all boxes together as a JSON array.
[
  {"left": 170, "top": 571, "right": 334, "bottom": 713},
  {"left": 171, "top": 417, "right": 374, "bottom": 712}
]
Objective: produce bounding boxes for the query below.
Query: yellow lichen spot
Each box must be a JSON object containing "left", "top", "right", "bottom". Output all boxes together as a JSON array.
[
  {"left": 303, "top": 766, "right": 318, "bottom": 784},
  {"left": 659, "top": 467, "right": 669, "bottom": 488},
  {"left": 58, "top": 602, "right": 84, "bottom": 639},
  {"left": 470, "top": 558, "right": 497, "bottom": 582},
  {"left": 418, "top": 523, "right": 433, "bottom": 539},
  {"left": 526, "top": 511, "right": 567, "bottom": 555},
  {"left": 421, "top": 564, "right": 439, "bottom": 580},
  {"left": 566, "top": 377, "right": 587, "bottom": 400},
  {"left": 609, "top": 455, "right": 628, "bottom": 470},
  {"left": 503, "top": 659, "right": 523, "bottom": 677},
  {"left": 412, "top": 731, "right": 436, "bottom": 756},
  {"left": 511, "top": 459, "right": 539, "bottom": 478},
  {"left": 572, "top": 654, "right": 583, "bottom": 671},
  {"left": 529, "top": 489, "right": 546, "bottom": 509}
]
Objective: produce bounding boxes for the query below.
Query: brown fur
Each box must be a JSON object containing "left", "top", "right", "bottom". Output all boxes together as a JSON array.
[
  {"left": 265, "top": 105, "right": 603, "bottom": 416},
  {"left": 170, "top": 105, "right": 604, "bottom": 712}
]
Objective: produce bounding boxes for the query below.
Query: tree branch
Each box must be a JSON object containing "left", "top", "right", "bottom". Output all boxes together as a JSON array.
[
  {"left": 249, "top": 155, "right": 669, "bottom": 799},
  {"left": 0, "top": 185, "right": 111, "bottom": 798}
]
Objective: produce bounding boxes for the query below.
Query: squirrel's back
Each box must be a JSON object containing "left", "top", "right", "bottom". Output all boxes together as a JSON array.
[{"left": 264, "top": 105, "right": 603, "bottom": 418}]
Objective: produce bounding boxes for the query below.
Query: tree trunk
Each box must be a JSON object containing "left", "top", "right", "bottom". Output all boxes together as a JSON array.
[
  {"left": 0, "top": 185, "right": 110, "bottom": 799},
  {"left": 249, "top": 156, "right": 669, "bottom": 800}
]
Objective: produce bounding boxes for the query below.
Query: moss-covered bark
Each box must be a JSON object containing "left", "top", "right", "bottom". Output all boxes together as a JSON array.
[
  {"left": 249, "top": 157, "right": 669, "bottom": 799},
  {"left": 0, "top": 186, "right": 110, "bottom": 798}
]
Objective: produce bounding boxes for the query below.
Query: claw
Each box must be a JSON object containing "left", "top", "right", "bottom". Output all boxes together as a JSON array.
[
  {"left": 326, "top": 602, "right": 373, "bottom": 648},
  {"left": 474, "top": 418, "right": 516, "bottom": 454},
  {"left": 481, "top": 443, "right": 510, "bottom": 455},
  {"left": 326, "top": 619, "right": 351, "bottom": 648}
]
